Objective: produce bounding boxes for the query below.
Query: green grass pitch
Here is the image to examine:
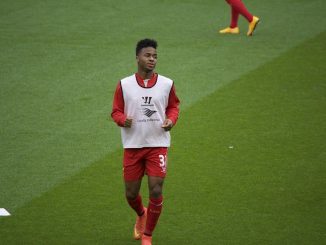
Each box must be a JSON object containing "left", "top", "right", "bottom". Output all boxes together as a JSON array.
[{"left": 1, "top": 0, "right": 325, "bottom": 244}]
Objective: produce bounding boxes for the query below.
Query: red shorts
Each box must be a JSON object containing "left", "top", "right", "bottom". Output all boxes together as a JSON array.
[{"left": 123, "top": 147, "right": 168, "bottom": 181}]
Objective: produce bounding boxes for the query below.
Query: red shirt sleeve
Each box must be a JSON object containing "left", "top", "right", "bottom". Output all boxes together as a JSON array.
[
  {"left": 111, "top": 82, "right": 127, "bottom": 127},
  {"left": 166, "top": 83, "right": 180, "bottom": 125}
]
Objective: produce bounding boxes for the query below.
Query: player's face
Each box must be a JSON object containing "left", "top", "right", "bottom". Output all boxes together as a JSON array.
[{"left": 137, "top": 47, "right": 157, "bottom": 72}]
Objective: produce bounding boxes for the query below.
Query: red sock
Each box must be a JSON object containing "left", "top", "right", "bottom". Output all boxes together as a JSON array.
[
  {"left": 226, "top": 0, "right": 253, "bottom": 23},
  {"left": 127, "top": 195, "right": 145, "bottom": 216},
  {"left": 230, "top": 6, "right": 240, "bottom": 28},
  {"left": 144, "top": 196, "right": 163, "bottom": 236}
]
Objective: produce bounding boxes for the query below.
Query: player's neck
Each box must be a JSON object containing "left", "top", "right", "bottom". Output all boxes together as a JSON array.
[{"left": 137, "top": 70, "right": 154, "bottom": 80}]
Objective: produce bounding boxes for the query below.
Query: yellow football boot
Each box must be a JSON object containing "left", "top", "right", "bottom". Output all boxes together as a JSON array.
[
  {"left": 219, "top": 27, "right": 240, "bottom": 34},
  {"left": 133, "top": 207, "right": 147, "bottom": 240},
  {"left": 142, "top": 234, "right": 152, "bottom": 245},
  {"left": 247, "top": 16, "right": 260, "bottom": 36}
]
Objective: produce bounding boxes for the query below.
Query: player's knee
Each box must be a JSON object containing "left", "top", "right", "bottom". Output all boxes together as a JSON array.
[
  {"left": 149, "top": 185, "right": 162, "bottom": 198},
  {"left": 125, "top": 190, "right": 138, "bottom": 200}
]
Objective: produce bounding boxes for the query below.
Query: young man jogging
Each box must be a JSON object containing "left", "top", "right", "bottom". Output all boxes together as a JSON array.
[{"left": 111, "top": 38, "right": 180, "bottom": 245}]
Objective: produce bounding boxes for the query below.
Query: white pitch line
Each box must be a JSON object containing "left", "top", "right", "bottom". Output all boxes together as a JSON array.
[{"left": 0, "top": 208, "right": 11, "bottom": 216}]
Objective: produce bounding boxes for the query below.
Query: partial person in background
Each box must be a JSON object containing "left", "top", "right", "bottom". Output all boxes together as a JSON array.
[{"left": 219, "top": 0, "right": 260, "bottom": 36}]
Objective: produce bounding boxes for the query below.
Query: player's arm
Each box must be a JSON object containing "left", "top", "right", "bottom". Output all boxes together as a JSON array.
[
  {"left": 111, "top": 82, "right": 132, "bottom": 127},
  {"left": 162, "top": 84, "right": 180, "bottom": 131}
]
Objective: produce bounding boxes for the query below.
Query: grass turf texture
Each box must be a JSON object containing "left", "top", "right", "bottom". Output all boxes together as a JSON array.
[
  {"left": 1, "top": 30, "right": 325, "bottom": 245},
  {"left": 1, "top": 0, "right": 326, "bottom": 244}
]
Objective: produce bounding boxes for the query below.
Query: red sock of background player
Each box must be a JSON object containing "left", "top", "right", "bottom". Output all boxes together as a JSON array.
[
  {"left": 127, "top": 195, "right": 145, "bottom": 216},
  {"left": 227, "top": 0, "right": 253, "bottom": 23},
  {"left": 230, "top": 6, "right": 240, "bottom": 28},
  {"left": 144, "top": 196, "right": 163, "bottom": 236}
]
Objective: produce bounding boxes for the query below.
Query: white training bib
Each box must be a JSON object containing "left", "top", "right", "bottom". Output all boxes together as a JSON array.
[{"left": 120, "top": 74, "right": 173, "bottom": 148}]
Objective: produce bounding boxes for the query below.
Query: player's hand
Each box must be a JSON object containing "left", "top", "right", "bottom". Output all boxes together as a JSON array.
[
  {"left": 124, "top": 118, "right": 133, "bottom": 128},
  {"left": 162, "top": 119, "right": 173, "bottom": 131}
]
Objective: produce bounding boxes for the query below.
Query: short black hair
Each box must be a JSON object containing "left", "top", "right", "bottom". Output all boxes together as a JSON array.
[{"left": 136, "top": 38, "right": 158, "bottom": 56}]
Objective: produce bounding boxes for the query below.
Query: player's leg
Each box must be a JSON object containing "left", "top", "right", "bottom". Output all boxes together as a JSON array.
[
  {"left": 230, "top": 5, "right": 240, "bottom": 28},
  {"left": 123, "top": 148, "right": 147, "bottom": 240},
  {"left": 145, "top": 176, "right": 164, "bottom": 235},
  {"left": 125, "top": 180, "right": 148, "bottom": 240},
  {"left": 142, "top": 147, "right": 168, "bottom": 244},
  {"left": 227, "top": 0, "right": 260, "bottom": 36},
  {"left": 125, "top": 180, "right": 144, "bottom": 214},
  {"left": 227, "top": 0, "right": 253, "bottom": 22},
  {"left": 220, "top": 0, "right": 240, "bottom": 34},
  {"left": 142, "top": 176, "right": 164, "bottom": 245}
]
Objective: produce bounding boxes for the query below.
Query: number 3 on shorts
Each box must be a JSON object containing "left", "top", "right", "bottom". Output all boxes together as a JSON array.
[{"left": 159, "top": 154, "right": 167, "bottom": 173}]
